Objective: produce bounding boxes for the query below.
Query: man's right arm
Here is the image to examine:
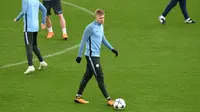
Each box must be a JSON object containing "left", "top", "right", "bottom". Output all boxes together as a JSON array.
[
  {"left": 77, "top": 25, "right": 92, "bottom": 58},
  {"left": 15, "top": 0, "right": 28, "bottom": 21}
]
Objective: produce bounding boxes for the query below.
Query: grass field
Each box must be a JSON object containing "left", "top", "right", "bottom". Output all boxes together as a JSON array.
[{"left": 0, "top": 0, "right": 200, "bottom": 112}]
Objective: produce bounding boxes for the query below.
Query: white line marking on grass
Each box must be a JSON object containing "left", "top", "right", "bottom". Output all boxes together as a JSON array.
[
  {"left": 61, "top": 1, "right": 95, "bottom": 15},
  {"left": 0, "top": 44, "right": 79, "bottom": 69},
  {"left": 0, "top": 1, "right": 94, "bottom": 69}
]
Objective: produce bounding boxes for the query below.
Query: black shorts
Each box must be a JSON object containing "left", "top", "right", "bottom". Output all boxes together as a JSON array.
[{"left": 43, "top": 0, "right": 63, "bottom": 16}]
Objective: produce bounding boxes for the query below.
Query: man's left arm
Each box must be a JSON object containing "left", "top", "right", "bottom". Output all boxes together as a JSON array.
[
  {"left": 102, "top": 36, "right": 118, "bottom": 56},
  {"left": 102, "top": 36, "right": 113, "bottom": 50}
]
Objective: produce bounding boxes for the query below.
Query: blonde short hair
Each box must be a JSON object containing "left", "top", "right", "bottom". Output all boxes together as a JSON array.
[{"left": 95, "top": 9, "right": 105, "bottom": 16}]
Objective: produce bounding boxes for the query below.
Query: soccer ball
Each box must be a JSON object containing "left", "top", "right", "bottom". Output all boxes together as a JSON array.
[{"left": 113, "top": 98, "right": 126, "bottom": 110}]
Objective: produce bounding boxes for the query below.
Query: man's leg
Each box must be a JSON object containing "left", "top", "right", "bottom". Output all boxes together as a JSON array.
[
  {"left": 43, "top": 1, "right": 54, "bottom": 38},
  {"left": 179, "top": 0, "right": 189, "bottom": 20},
  {"left": 46, "top": 16, "right": 55, "bottom": 38},
  {"left": 46, "top": 16, "right": 53, "bottom": 32},
  {"left": 24, "top": 32, "right": 35, "bottom": 74},
  {"left": 162, "top": 0, "right": 178, "bottom": 17},
  {"left": 32, "top": 32, "right": 47, "bottom": 69},
  {"left": 58, "top": 14, "right": 68, "bottom": 39},
  {"left": 88, "top": 57, "right": 114, "bottom": 106},
  {"left": 76, "top": 64, "right": 93, "bottom": 96},
  {"left": 24, "top": 32, "right": 33, "bottom": 66},
  {"left": 33, "top": 32, "right": 43, "bottom": 62},
  {"left": 179, "top": 0, "right": 196, "bottom": 23},
  {"left": 74, "top": 56, "right": 93, "bottom": 104},
  {"left": 159, "top": 0, "right": 178, "bottom": 24},
  {"left": 53, "top": 0, "right": 68, "bottom": 39}
]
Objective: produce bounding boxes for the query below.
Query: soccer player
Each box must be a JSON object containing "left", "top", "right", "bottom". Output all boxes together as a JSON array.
[
  {"left": 74, "top": 9, "right": 119, "bottom": 106},
  {"left": 158, "top": 0, "right": 195, "bottom": 24},
  {"left": 43, "top": 0, "right": 68, "bottom": 40},
  {"left": 14, "top": 0, "right": 48, "bottom": 74}
]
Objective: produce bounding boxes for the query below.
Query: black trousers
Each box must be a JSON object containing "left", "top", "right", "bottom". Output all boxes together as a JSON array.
[
  {"left": 162, "top": 0, "right": 189, "bottom": 19},
  {"left": 77, "top": 56, "right": 109, "bottom": 99},
  {"left": 24, "top": 32, "right": 43, "bottom": 66}
]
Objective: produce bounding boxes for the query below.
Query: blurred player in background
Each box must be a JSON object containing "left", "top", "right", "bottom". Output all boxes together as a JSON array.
[
  {"left": 14, "top": 0, "right": 48, "bottom": 74},
  {"left": 43, "top": 0, "right": 68, "bottom": 40},
  {"left": 158, "top": 0, "right": 195, "bottom": 24}
]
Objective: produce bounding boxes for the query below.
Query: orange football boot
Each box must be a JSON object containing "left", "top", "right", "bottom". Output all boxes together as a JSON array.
[
  {"left": 107, "top": 99, "right": 114, "bottom": 106},
  {"left": 63, "top": 33, "right": 68, "bottom": 40},
  {"left": 74, "top": 96, "right": 89, "bottom": 104},
  {"left": 47, "top": 32, "right": 54, "bottom": 38}
]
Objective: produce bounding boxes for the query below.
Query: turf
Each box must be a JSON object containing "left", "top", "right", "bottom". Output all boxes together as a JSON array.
[{"left": 0, "top": 0, "right": 200, "bottom": 112}]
